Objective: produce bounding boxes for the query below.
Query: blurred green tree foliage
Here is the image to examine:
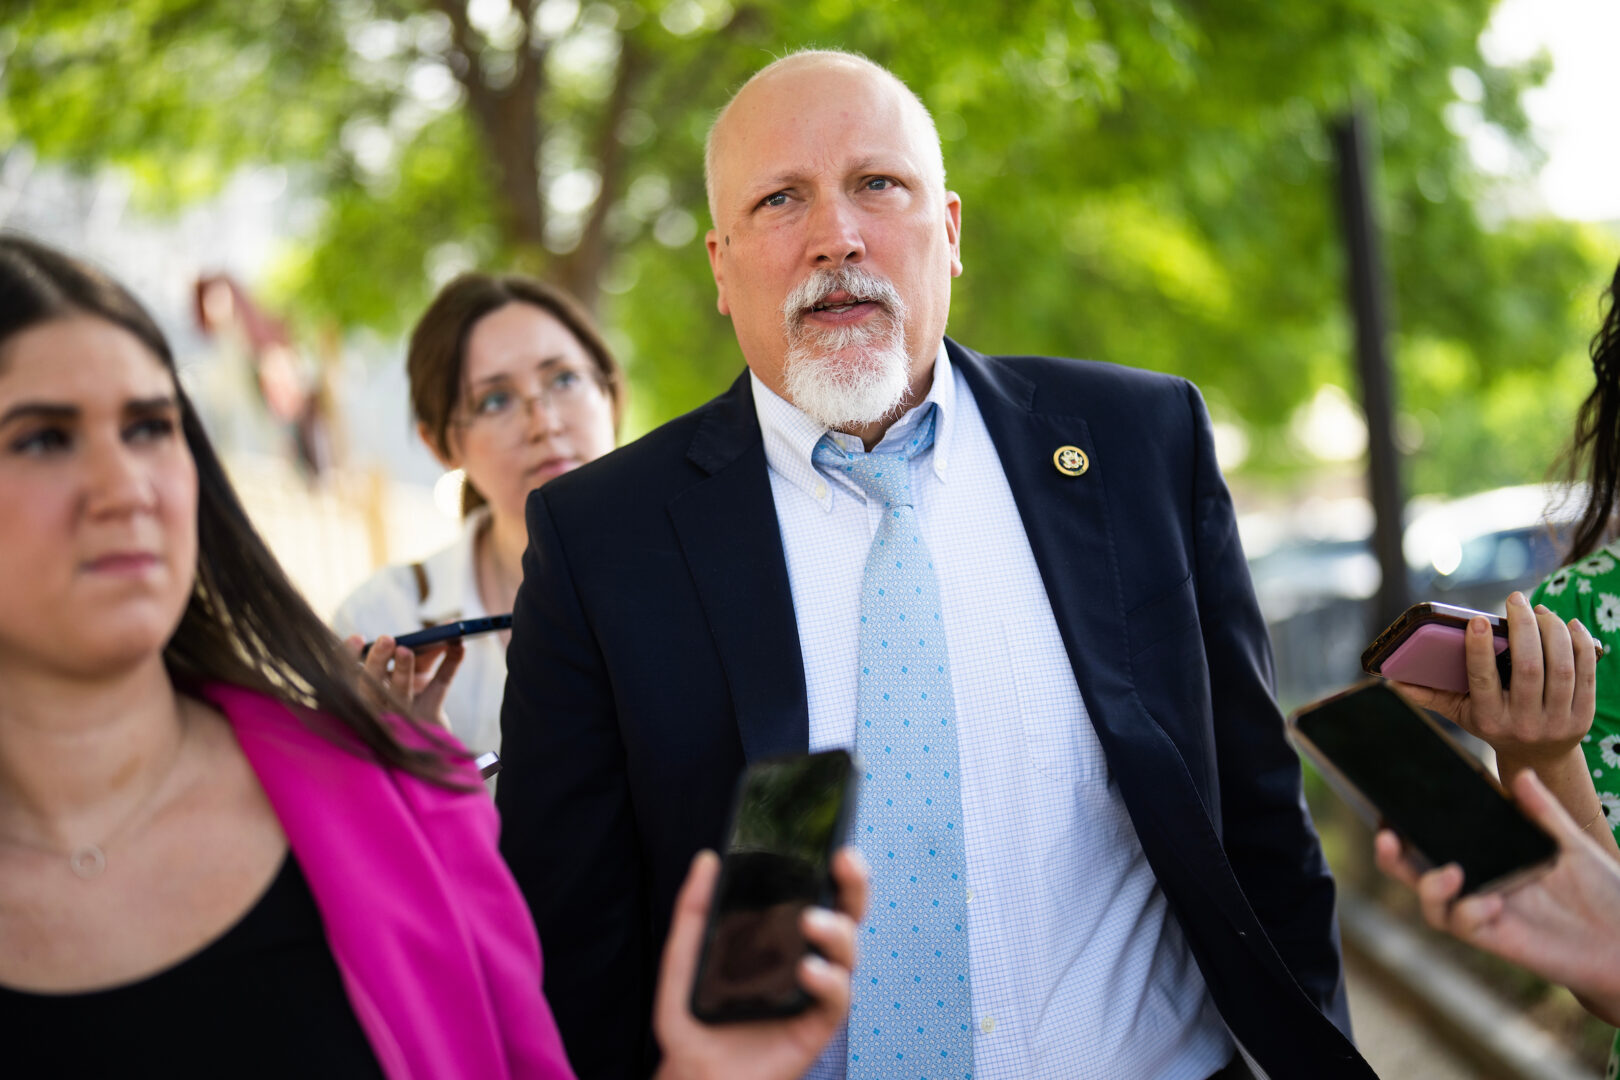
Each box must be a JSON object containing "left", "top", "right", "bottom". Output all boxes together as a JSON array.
[{"left": 2, "top": 0, "right": 1614, "bottom": 493}]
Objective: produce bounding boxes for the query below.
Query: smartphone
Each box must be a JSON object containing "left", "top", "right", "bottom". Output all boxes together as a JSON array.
[
  {"left": 1290, "top": 681, "right": 1557, "bottom": 894},
  {"left": 474, "top": 751, "right": 502, "bottom": 780},
  {"left": 690, "top": 749, "right": 856, "bottom": 1023},
  {"left": 1361, "top": 601, "right": 1603, "bottom": 693},
  {"left": 360, "top": 614, "right": 512, "bottom": 658}
]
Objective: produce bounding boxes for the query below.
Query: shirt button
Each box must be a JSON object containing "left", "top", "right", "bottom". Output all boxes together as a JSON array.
[
  {"left": 981, "top": 1016, "right": 995, "bottom": 1034},
  {"left": 965, "top": 887, "right": 974, "bottom": 903},
  {"left": 814, "top": 481, "right": 827, "bottom": 499}
]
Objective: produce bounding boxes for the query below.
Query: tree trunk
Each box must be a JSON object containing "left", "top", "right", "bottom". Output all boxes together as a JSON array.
[
  {"left": 553, "top": 38, "right": 645, "bottom": 313},
  {"left": 433, "top": 0, "right": 547, "bottom": 263}
]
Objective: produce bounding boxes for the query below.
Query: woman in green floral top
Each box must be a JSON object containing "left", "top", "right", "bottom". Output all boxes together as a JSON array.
[
  {"left": 1534, "top": 552, "right": 1620, "bottom": 849},
  {"left": 1403, "top": 260, "right": 1620, "bottom": 859},
  {"left": 1527, "top": 258, "right": 1620, "bottom": 860},
  {"left": 1532, "top": 262, "right": 1620, "bottom": 1078},
  {"left": 1388, "top": 260, "right": 1620, "bottom": 1077}
]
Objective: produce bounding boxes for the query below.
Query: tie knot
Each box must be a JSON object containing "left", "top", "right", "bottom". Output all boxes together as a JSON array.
[{"left": 812, "top": 405, "right": 938, "bottom": 509}]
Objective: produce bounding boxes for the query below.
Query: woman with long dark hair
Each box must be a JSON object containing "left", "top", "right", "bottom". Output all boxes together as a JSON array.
[{"left": 0, "top": 235, "right": 863, "bottom": 1079}]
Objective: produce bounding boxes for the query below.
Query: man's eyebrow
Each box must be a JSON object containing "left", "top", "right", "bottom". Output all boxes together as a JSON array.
[
  {"left": 750, "top": 171, "right": 810, "bottom": 195},
  {"left": 848, "top": 156, "right": 905, "bottom": 175},
  {"left": 748, "top": 158, "right": 913, "bottom": 196}
]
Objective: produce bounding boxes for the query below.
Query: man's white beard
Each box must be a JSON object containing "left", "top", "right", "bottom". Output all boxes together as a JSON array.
[{"left": 780, "top": 266, "right": 912, "bottom": 430}]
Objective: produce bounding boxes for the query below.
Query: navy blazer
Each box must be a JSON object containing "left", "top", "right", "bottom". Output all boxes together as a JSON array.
[{"left": 497, "top": 339, "right": 1374, "bottom": 1079}]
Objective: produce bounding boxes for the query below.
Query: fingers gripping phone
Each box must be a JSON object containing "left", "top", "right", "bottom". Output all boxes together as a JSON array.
[
  {"left": 690, "top": 750, "right": 856, "bottom": 1023},
  {"left": 1360, "top": 602, "right": 1508, "bottom": 693},
  {"left": 1290, "top": 681, "right": 1557, "bottom": 894},
  {"left": 1361, "top": 601, "right": 1603, "bottom": 693}
]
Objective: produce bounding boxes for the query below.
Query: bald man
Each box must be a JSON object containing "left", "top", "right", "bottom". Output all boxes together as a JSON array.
[{"left": 497, "top": 51, "right": 1372, "bottom": 1080}]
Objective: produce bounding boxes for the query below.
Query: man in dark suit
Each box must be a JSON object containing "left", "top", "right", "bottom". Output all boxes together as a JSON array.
[{"left": 498, "top": 49, "right": 1373, "bottom": 1080}]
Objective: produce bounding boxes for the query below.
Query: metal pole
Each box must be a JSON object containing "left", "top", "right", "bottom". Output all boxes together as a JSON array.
[{"left": 1332, "top": 105, "right": 1409, "bottom": 631}]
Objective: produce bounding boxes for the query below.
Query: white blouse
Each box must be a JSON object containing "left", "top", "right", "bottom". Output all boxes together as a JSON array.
[{"left": 331, "top": 508, "right": 509, "bottom": 758}]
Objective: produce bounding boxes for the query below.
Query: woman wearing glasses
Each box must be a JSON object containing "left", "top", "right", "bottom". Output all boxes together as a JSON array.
[{"left": 333, "top": 274, "right": 621, "bottom": 754}]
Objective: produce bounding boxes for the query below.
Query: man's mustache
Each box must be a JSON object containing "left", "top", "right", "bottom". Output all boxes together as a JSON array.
[{"left": 781, "top": 266, "right": 905, "bottom": 325}]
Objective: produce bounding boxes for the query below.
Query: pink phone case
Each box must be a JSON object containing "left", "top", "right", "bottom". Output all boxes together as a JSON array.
[{"left": 1378, "top": 623, "right": 1510, "bottom": 693}]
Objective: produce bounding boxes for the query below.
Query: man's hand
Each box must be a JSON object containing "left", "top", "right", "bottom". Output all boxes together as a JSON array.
[{"left": 652, "top": 847, "right": 869, "bottom": 1080}]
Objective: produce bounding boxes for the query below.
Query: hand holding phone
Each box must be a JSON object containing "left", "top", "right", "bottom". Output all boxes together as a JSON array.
[
  {"left": 1374, "top": 769, "right": 1620, "bottom": 1027},
  {"left": 1291, "top": 681, "right": 1557, "bottom": 894},
  {"left": 689, "top": 750, "right": 857, "bottom": 1023},
  {"left": 1365, "top": 595, "right": 1600, "bottom": 784},
  {"left": 346, "top": 625, "right": 476, "bottom": 725},
  {"left": 1363, "top": 600, "right": 1603, "bottom": 693},
  {"left": 652, "top": 846, "right": 868, "bottom": 1080}
]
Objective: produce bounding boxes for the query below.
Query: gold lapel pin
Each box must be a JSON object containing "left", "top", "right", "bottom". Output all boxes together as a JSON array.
[{"left": 1053, "top": 445, "right": 1089, "bottom": 477}]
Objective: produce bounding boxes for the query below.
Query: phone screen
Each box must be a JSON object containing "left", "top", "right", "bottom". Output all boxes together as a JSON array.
[
  {"left": 690, "top": 750, "right": 854, "bottom": 1022},
  {"left": 1292, "top": 682, "right": 1556, "bottom": 894}
]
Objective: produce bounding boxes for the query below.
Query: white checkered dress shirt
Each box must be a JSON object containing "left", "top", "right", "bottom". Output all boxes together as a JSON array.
[{"left": 753, "top": 344, "right": 1235, "bottom": 1080}]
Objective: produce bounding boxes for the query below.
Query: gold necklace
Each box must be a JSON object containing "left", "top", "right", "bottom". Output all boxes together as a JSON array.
[{"left": 0, "top": 723, "right": 189, "bottom": 880}]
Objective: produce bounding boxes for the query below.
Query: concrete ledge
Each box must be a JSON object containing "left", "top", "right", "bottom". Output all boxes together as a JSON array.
[{"left": 1339, "top": 891, "right": 1601, "bottom": 1080}]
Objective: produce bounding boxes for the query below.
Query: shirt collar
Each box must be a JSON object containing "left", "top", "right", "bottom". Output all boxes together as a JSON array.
[{"left": 751, "top": 341, "right": 955, "bottom": 512}]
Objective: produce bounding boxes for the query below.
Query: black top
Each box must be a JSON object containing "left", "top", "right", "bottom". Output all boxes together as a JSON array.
[{"left": 1, "top": 852, "right": 384, "bottom": 1079}]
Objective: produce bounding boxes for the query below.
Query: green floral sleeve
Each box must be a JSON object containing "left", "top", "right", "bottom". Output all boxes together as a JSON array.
[
  {"left": 1528, "top": 546, "right": 1620, "bottom": 843},
  {"left": 1531, "top": 549, "right": 1620, "bottom": 1077}
]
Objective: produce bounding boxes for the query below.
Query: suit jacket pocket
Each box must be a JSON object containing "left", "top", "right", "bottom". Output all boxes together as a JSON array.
[{"left": 1126, "top": 573, "right": 1199, "bottom": 659}]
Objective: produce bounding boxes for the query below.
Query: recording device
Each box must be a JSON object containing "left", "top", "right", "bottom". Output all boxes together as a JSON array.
[
  {"left": 360, "top": 615, "right": 512, "bottom": 658},
  {"left": 1290, "top": 681, "right": 1557, "bottom": 894},
  {"left": 690, "top": 749, "right": 856, "bottom": 1023},
  {"left": 1361, "top": 601, "right": 1603, "bottom": 693},
  {"left": 474, "top": 751, "right": 502, "bottom": 780}
]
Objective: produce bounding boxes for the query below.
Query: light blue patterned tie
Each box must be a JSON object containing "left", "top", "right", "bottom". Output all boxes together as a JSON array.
[{"left": 813, "top": 406, "right": 974, "bottom": 1080}]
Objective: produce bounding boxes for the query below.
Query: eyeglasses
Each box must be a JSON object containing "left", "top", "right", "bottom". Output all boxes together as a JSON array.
[{"left": 456, "top": 363, "right": 607, "bottom": 433}]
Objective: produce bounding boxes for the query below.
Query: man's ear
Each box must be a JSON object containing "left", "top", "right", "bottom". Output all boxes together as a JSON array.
[
  {"left": 944, "top": 191, "right": 963, "bottom": 278},
  {"left": 705, "top": 228, "right": 731, "bottom": 315},
  {"left": 419, "top": 420, "right": 459, "bottom": 471}
]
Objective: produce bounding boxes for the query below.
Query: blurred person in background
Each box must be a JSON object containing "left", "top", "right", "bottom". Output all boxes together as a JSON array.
[
  {"left": 0, "top": 235, "right": 863, "bottom": 1080},
  {"left": 332, "top": 273, "right": 622, "bottom": 755}
]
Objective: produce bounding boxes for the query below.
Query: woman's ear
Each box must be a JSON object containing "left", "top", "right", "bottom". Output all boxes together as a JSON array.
[{"left": 419, "top": 421, "right": 460, "bottom": 471}]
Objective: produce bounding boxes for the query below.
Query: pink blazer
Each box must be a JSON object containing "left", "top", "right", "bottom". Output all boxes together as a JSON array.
[{"left": 205, "top": 683, "right": 576, "bottom": 1080}]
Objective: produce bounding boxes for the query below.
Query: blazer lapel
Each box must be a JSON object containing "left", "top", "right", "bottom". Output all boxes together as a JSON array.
[
  {"left": 953, "top": 339, "right": 1261, "bottom": 916},
  {"left": 949, "top": 341, "right": 1143, "bottom": 739},
  {"left": 667, "top": 372, "right": 809, "bottom": 764}
]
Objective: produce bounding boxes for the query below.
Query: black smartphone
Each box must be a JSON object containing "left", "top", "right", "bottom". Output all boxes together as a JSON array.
[
  {"left": 360, "top": 614, "right": 512, "bottom": 658},
  {"left": 1290, "top": 681, "right": 1557, "bottom": 894},
  {"left": 690, "top": 749, "right": 856, "bottom": 1023}
]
